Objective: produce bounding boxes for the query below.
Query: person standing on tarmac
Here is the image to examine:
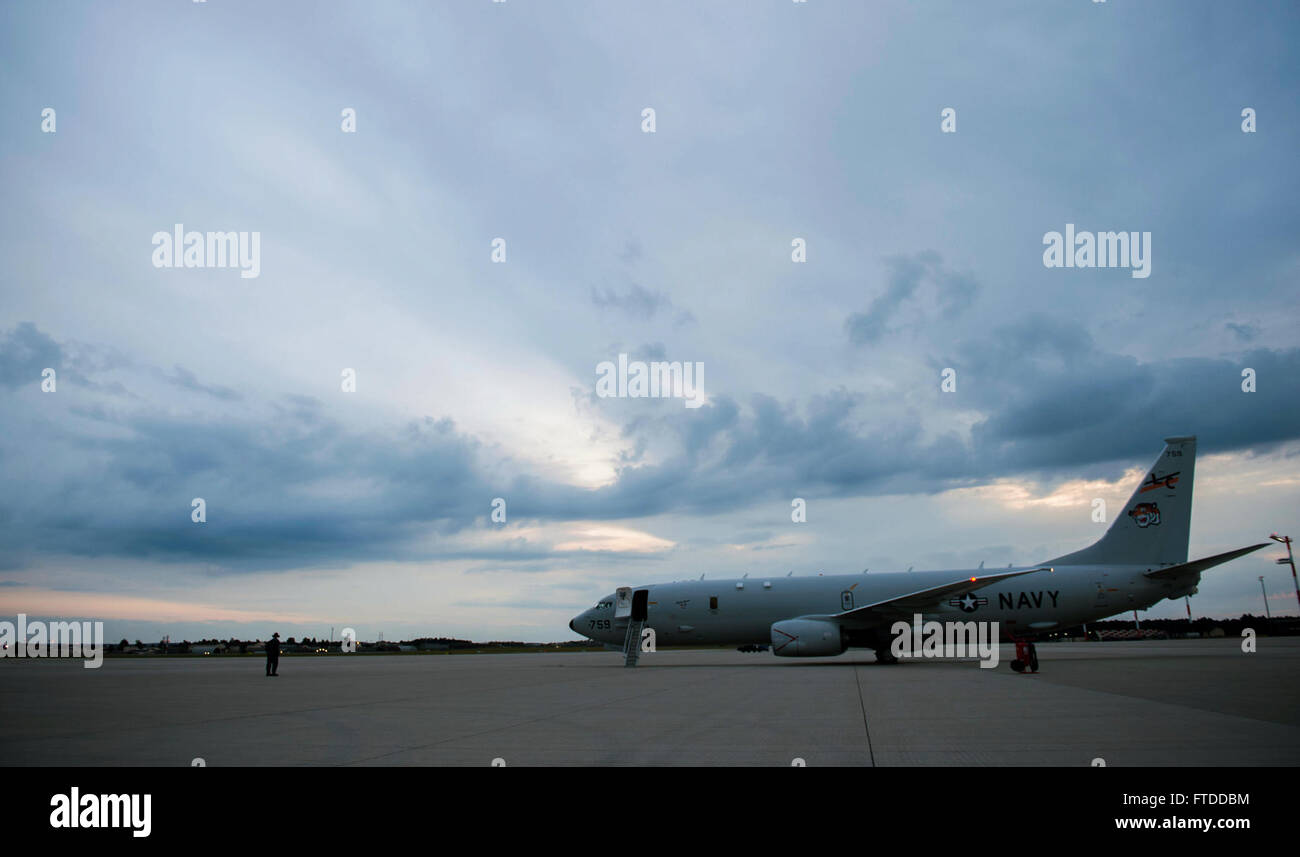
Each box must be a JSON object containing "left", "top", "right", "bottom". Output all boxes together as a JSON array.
[{"left": 266, "top": 632, "right": 281, "bottom": 677}]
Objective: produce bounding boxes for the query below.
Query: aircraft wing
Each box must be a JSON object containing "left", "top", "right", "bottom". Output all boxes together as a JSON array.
[
  {"left": 1143, "top": 543, "right": 1269, "bottom": 580},
  {"left": 829, "top": 567, "right": 1053, "bottom": 622}
]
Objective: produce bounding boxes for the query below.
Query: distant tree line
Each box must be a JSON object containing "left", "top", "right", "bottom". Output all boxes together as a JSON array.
[{"left": 1059, "top": 614, "right": 1300, "bottom": 638}]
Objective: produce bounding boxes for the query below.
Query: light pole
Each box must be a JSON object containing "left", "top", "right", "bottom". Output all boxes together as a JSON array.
[
  {"left": 1270, "top": 533, "right": 1298, "bottom": 615},
  {"left": 1259, "top": 576, "right": 1271, "bottom": 618}
]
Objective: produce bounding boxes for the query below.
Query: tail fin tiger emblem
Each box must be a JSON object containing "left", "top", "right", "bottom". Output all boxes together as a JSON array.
[{"left": 1128, "top": 502, "right": 1161, "bottom": 528}]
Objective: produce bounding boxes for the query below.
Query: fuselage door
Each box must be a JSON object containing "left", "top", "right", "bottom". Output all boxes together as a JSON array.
[
  {"left": 631, "top": 589, "right": 649, "bottom": 622},
  {"left": 841, "top": 590, "right": 854, "bottom": 611},
  {"left": 614, "top": 587, "right": 632, "bottom": 619}
]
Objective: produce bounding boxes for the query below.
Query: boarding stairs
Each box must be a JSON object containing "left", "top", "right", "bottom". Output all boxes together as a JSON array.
[{"left": 623, "top": 618, "right": 644, "bottom": 667}]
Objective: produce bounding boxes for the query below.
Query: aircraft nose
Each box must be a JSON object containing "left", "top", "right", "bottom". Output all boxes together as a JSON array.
[{"left": 571, "top": 610, "right": 595, "bottom": 637}]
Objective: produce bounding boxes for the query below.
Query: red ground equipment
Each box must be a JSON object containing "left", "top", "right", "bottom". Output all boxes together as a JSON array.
[{"left": 1010, "top": 640, "right": 1039, "bottom": 673}]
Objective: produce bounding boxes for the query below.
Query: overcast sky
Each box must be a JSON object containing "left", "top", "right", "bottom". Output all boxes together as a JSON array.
[{"left": 1, "top": 0, "right": 1297, "bottom": 643}]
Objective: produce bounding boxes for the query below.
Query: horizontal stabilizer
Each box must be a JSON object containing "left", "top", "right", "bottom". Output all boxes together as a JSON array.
[
  {"left": 1143, "top": 543, "right": 1269, "bottom": 580},
  {"left": 832, "top": 567, "right": 1053, "bottom": 620}
]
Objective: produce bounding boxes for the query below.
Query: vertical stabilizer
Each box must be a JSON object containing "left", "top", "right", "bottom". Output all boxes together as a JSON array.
[{"left": 1048, "top": 436, "right": 1196, "bottom": 567}]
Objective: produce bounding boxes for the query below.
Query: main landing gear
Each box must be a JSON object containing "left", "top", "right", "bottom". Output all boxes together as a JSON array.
[
  {"left": 1010, "top": 639, "right": 1039, "bottom": 673},
  {"left": 874, "top": 646, "right": 898, "bottom": 665}
]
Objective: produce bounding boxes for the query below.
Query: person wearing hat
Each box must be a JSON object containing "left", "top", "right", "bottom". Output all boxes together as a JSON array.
[{"left": 266, "top": 632, "right": 281, "bottom": 677}]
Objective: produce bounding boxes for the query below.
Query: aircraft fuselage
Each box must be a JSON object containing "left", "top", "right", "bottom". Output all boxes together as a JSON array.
[{"left": 571, "top": 563, "right": 1194, "bottom": 648}]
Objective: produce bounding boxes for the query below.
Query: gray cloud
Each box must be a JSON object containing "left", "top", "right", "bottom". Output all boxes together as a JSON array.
[
  {"left": 1225, "top": 322, "right": 1259, "bottom": 343},
  {"left": 0, "top": 322, "right": 62, "bottom": 390},
  {"left": 591, "top": 283, "right": 673, "bottom": 320},
  {"left": 4, "top": 319, "right": 1297, "bottom": 573},
  {"left": 0, "top": 322, "right": 131, "bottom": 395},
  {"left": 163, "top": 365, "right": 243, "bottom": 402},
  {"left": 846, "top": 252, "right": 980, "bottom": 345},
  {"left": 943, "top": 315, "right": 1300, "bottom": 472}
]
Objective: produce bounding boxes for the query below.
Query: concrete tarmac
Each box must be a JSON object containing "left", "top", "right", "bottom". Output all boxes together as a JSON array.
[{"left": 2, "top": 638, "right": 1297, "bottom": 766}]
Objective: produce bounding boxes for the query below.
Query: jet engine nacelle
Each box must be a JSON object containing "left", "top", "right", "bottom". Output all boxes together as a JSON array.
[{"left": 770, "top": 619, "right": 846, "bottom": 657}]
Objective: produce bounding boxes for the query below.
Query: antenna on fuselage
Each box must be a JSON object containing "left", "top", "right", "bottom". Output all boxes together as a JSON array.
[
  {"left": 787, "top": 570, "right": 793, "bottom": 576},
  {"left": 699, "top": 573, "right": 705, "bottom": 580},
  {"left": 978, "top": 560, "right": 984, "bottom": 569},
  {"left": 907, "top": 566, "right": 913, "bottom": 573}
]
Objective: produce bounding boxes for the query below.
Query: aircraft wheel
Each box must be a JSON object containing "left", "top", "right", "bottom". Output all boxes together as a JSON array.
[
  {"left": 1010, "top": 659, "right": 1024, "bottom": 673},
  {"left": 874, "top": 647, "right": 898, "bottom": 665}
]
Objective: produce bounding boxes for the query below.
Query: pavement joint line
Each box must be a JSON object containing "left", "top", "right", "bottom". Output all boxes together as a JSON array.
[{"left": 853, "top": 662, "right": 877, "bottom": 767}]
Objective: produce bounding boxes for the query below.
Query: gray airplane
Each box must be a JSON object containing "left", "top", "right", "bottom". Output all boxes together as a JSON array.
[{"left": 570, "top": 436, "right": 1267, "bottom": 663}]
